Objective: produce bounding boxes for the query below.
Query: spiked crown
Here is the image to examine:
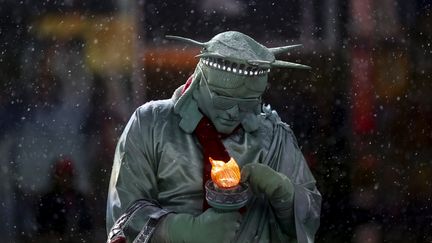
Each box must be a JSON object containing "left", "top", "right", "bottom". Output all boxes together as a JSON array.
[{"left": 166, "top": 31, "right": 310, "bottom": 78}]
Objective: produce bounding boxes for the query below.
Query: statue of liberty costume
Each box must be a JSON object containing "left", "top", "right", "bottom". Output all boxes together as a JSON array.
[{"left": 106, "top": 31, "right": 321, "bottom": 243}]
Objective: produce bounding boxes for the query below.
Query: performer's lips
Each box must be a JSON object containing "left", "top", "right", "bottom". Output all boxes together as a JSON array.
[{"left": 218, "top": 117, "right": 239, "bottom": 126}]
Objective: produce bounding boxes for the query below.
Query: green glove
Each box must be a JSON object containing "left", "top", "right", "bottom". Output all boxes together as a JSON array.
[
  {"left": 241, "top": 163, "right": 295, "bottom": 236},
  {"left": 151, "top": 208, "right": 242, "bottom": 243},
  {"left": 241, "top": 163, "right": 294, "bottom": 202}
]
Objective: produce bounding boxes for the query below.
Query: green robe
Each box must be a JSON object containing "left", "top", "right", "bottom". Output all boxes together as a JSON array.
[{"left": 107, "top": 84, "right": 321, "bottom": 243}]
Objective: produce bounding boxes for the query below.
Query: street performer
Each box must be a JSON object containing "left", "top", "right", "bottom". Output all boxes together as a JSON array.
[{"left": 106, "top": 31, "right": 321, "bottom": 243}]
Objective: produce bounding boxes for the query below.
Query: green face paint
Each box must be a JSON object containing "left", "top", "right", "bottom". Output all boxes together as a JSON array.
[
  {"left": 193, "top": 63, "right": 261, "bottom": 134},
  {"left": 201, "top": 73, "right": 261, "bottom": 111}
]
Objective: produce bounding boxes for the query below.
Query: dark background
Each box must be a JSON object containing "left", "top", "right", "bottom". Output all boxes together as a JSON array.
[{"left": 1, "top": 0, "right": 431, "bottom": 242}]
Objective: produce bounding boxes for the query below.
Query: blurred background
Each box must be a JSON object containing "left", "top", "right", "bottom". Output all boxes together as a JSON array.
[{"left": 1, "top": 0, "right": 431, "bottom": 242}]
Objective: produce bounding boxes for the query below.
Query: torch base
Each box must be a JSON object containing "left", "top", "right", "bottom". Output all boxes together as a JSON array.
[{"left": 205, "top": 180, "right": 251, "bottom": 211}]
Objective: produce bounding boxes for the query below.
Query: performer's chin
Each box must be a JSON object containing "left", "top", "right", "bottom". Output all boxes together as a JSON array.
[{"left": 214, "top": 118, "right": 240, "bottom": 134}]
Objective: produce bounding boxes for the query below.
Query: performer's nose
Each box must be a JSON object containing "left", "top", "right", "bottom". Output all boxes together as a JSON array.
[{"left": 226, "top": 105, "right": 239, "bottom": 120}]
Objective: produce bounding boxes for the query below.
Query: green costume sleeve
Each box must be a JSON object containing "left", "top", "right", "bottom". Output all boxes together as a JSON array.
[{"left": 106, "top": 105, "right": 163, "bottom": 240}]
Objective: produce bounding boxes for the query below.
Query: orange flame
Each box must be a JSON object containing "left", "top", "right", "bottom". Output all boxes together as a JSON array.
[{"left": 209, "top": 157, "right": 241, "bottom": 188}]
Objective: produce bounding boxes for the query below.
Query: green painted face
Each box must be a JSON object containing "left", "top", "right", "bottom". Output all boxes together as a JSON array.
[{"left": 193, "top": 62, "right": 263, "bottom": 134}]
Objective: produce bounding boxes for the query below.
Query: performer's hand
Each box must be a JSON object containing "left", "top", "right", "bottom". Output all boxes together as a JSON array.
[
  {"left": 241, "top": 163, "right": 294, "bottom": 204},
  {"left": 241, "top": 163, "right": 296, "bottom": 236},
  {"left": 152, "top": 208, "right": 242, "bottom": 243}
]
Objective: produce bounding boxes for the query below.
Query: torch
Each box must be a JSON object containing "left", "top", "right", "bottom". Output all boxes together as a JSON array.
[{"left": 205, "top": 157, "right": 251, "bottom": 211}]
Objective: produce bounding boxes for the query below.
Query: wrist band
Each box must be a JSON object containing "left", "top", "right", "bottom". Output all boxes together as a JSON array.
[
  {"left": 107, "top": 199, "right": 172, "bottom": 243},
  {"left": 133, "top": 209, "right": 172, "bottom": 243}
]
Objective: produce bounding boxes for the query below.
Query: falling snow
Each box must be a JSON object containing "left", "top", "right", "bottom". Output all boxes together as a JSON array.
[{"left": 0, "top": 1, "right": 431, "bottom": 243}]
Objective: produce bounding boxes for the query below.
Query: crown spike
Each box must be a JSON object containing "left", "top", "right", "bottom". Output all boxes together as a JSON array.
[
  {"left": 269, "top": 44, "right": 303, "bottom": 55},
  {"left": 271, "top": 60, "right": 311, "bottom": 69},
  {"left": 166, "top": 35, "right": 207, "bottom": 47}
]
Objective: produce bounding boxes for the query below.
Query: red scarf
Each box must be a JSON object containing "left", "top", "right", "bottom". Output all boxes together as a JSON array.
[
  {"left": 181, "top": 76, "right": 231, "bottom": 210},
  {"left": 194, "top": 117, "right": 231, "bottom": 210}
]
